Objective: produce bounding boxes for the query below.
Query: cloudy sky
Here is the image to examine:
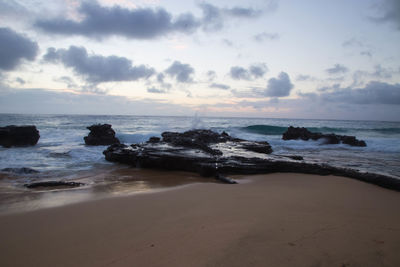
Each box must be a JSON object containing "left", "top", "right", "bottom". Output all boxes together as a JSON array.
[{"left": 0, "top": 0, "right": 399, "bottom": 121}]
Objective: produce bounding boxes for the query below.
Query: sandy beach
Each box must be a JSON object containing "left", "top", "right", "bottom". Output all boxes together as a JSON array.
[{"left": 1, "top": 173, "right": 399, "bottom": 267}]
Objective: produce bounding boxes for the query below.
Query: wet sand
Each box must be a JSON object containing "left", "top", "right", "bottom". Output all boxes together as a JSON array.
[{"left": 0, "top": 173, "right": 400, "bottom": 267}]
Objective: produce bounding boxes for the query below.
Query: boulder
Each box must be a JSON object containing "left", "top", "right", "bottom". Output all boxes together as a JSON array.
[
  {"left": 0, "top": 125, "right": 40, "bottom": 148},
  {"left": 84, "top": 124, "right": 120, "bottom": 146},
  {"left": 282, "top": 126, "right": 366, "bottom": 147}
]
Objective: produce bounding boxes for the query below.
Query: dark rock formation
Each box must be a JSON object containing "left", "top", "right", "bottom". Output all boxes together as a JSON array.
[
  {"left": 25, "top": 181, "right": 85, "bottom": 189},
  {"left": 0, "top": 125, "right": 40, "bottom": 148},
  {"left": 1, "top": 167, "right": 39, "bottom": 174},
  {"left": 282, "top": 126, "right": 366, "bottom": 147},
  {"left": 103, "top": 129, "right": 399, "bottom": 191},
  {"left": 84, "top": 124, "right": 120, "bottom": 146}
]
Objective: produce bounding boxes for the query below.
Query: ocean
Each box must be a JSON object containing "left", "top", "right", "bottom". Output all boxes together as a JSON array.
[{"left": 0, "top": 114, "right": 399, "bottom": 212}]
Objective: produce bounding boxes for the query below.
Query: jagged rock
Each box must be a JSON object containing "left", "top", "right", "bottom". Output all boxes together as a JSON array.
[
  {"left": 103, "top": 129, "right": 399, "bottom": 191},
  {"left": 1, "top": 167, "right": 39, "bottom": 174},
  {"left": 25, "top": 181, "right": 85, "bottom": 189},
  {"left": 0, "top": 125, "right": 40, "bottom": 148},
  {"left": 282, "top": 126, "right": 366, "bottom": 147},
  {"left": 84, "top": 124, "right": 120, "bottom": 146}
]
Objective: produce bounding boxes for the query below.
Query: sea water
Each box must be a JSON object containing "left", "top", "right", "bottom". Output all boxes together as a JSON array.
[
  {"left": 0, "top": 114, "right": 399, "bottom": 180},
  {"left": 1, "top": 114, "right": 399, "bottom": 213}
]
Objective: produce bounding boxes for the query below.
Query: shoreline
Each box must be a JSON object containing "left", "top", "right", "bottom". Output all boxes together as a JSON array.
[{"left": 1, "top": 173, "right": 399, "bottom": 266}]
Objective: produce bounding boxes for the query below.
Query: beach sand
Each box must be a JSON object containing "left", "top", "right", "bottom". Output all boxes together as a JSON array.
[{"left": 0, "top": 173, "right": 399, "bottom": 267}]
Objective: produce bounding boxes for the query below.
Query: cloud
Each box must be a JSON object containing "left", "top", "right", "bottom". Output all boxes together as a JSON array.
[
  {"left": 222, "top": 38, "right": 233, "bottom": 47},
  {"left": 165, "top": 61, "right": 194, "bottom": 83},
  {"left": 35, "top": 1, "right": 266, "bottom": 39},
  {"left": 264, "top": 72, "right": 294, "bottom": 97},
  {"left": 230, "top": 66, "right": 250, "bottom": 80},
  {"left": 325, "top": 64, "right": 349, "bottom": 75},
  {"left": 206, "top": 70, "right": 217, "bottom": 82},
  {"left": 0, "top": 27, "right": 38, "bottom": 71},
  {"left": 319, "top": 81, "right": 400, "bottom": 105},
  {"left": 249, "top": 63, "right": 268, "bottom": 78},
  {"left": 230, "top": 63, "right": 267, "bottom": 80},
  {"left": 43, "top": 46, "right": 155, "bottom": 83},
  {"left": 360, "top": 51, "right": 373, "bottom": 58},
  {"left": 199, "top": 2, "right": 262, "bottom": 31},
  {"left": 296, "top": 74, "right": 316, "bottom": 81},
  {"left": 0, "top": 88, "right": 194, "bottom": 115},
  {"left": 351, "top": 64, "right": 397, "bottom": 86},
  {"left": 210, "top": 83, "right": 230, "bottom": 90},
  {"left": 36, "top": 1, "right": 200, "bottom": 39},
  {"left": 147, "top": 87, "right": 167, "bottom": 94},
  {"left": 54, "top": 76, "right": 77, "bottom": 89},
  {"left": 253, "top": 32, "right": 279, "bottom": 42},
  {"left": 370, "top": 0, "right": 400, "bottom": 30},
  {"left": 15, "top": 77, "right": 25, "bottom": 85}
]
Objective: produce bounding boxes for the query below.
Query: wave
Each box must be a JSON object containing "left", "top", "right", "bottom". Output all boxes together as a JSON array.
[{"left": 369, "top": 128, "right": 400, "bottom": 135}]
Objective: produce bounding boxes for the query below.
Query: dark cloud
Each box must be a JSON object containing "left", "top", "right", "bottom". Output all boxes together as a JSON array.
[
  {"left": 319, "top": 81, "right": 400, "bottom": 105},
  {"left": 0, "top": 27, "right": 38, "bottom": 71},
  {"left": 325, "top": 64, "right": 349, "bottom": 75},
  {"left": 253, "top": 32, "right": 279, "bottom": 42},
  {"left": 165, "top": 61, "right": 194, "bottom": 83},
  {"left": 230, "top": 63, "right": 267, "bottom": 80},
  {"left": 210, "top": 83, "right": 230, "bottom": 90},
  {"left": 35, "top": 1, "right": 266, "bottom": 39},
  {"left": 371, "top": 0, "right": 400, "bottom": 30},
  {"left": 199, "top": 2, "right": 262, "bottom": 31},
  {"left": 264, "top": 72, "right": 294, "bottom": 97},
  {"left": 36, "top": 1, "right": 199, "bottom": 39},
  {"left": 43, "top": 46, "right": 155, "bottom": 83}
]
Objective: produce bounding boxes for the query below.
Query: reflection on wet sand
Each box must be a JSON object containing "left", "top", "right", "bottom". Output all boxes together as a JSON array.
[{"left": 0, "top": 166, "right": 217, "bottom": 214}]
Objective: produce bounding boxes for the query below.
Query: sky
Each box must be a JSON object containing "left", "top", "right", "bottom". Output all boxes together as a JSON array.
[{"left": 0, "top": 0, "right": 399, "bottom": 121}]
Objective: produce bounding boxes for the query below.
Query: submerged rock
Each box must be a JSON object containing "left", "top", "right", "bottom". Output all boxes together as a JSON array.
[
  {"left": 84, "top": 124, "right": 120, "bottom": 146},
  {"left": 103, "top": 129, "right": 399, "bottom": 191},
  {"left": 0, "top": 125, "right": 40, "bottom": 148},
  {"left": 25, "top": 181, "right": 85, "bottom": 189},
  {"left": 282, "top": 126, "right": 367, "bottom": 147}
]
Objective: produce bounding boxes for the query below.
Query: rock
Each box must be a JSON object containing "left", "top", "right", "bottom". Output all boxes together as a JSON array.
[
  {"left": 103, "top": 129, "right": 399, "bottom": 191},
  {"left": 1, "top": 167, "right": 39, "bottom": 174},
  {"left": 240, "top": 141, "right": 273, "bottom": 154},
  {"left": 84, "top": 124, "right": 120, "bottom": 146},
  {"left": 147, "top": 137, "right": 161, "bottom": 143},
  {"left": 24, "top": 181, "right": 85, "bottom": 189},
  {"left": 282, "top": 155, "right": 304, "bottom": 161},
  {"left": 0, "top": 125, "right": 40, "bottom": 148},
  {"left": 215, "top": 174, "right": 237, "bottom": 184},
  {"left": 282, "top": 126, "right": 366, "bottom": 147}
]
